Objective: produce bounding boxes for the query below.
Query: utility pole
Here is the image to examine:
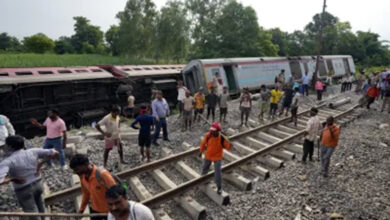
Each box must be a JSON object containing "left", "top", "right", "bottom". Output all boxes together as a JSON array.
[{"left": 312, "top": 0, "right": 327, "bottom": 87}]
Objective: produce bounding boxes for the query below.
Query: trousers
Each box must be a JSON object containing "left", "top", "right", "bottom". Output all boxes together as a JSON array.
[
  {"left": 201, "top": 159, "right": 222, "bottom": 190},
  {"left": 15, "top": 180, "right": 45, "bottom": 220},
  {"left": 321, "top": 145, "right": 336, "bottom": 175},
  {"left": 43, "top": 137, "right": 65, "bottom": 166},
  {"left": 302, "top": 139, "right": 314, "bottom": 162}
]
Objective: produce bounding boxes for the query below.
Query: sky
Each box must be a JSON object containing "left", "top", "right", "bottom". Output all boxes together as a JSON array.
[{"left": 1, "top": 0, "right": 389, "bottom": 41}]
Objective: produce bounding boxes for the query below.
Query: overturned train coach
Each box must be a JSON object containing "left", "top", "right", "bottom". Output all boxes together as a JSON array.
[
  {"left": 182, "top": 55, "right": 355, "bottom": 96},
  {"left": 0, "top": 65, "right": 183, "bottom": 138}
]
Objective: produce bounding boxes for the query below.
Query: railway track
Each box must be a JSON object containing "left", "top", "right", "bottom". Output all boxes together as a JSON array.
[{"left": 0, "top": 97, "right": 360, "bottom": 220}]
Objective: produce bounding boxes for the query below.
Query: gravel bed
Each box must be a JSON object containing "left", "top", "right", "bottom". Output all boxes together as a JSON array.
[{"left": 3, "top": 84, "right": 388, "bottom": 219}]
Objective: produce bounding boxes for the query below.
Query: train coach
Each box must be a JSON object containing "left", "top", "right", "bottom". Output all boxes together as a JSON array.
[
  {"left": 0, "top": 66, "right": 126, "bottom": 138},
  {"left": 104, "top": 64, "right": 184, "bottom": 108},
  {"left": 0, "top": 65, "right": 185, "bottom": 138},
  {"left": 182, "top": 55, "right": 355, "bottom": 96}
]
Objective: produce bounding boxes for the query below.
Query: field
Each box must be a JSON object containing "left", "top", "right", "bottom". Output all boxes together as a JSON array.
[{"left": 0, "top": 53, "right": 169, "bottom": 68}]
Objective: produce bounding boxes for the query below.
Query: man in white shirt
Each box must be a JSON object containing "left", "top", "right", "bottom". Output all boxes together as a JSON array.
[
  {"left": 124, "top": 92, "right": 135, "bottom": 118},
  {"left": 177, "top": 81, "right": 187, "bottom": 116},
  {"left": 96, "top": 106, "right": 125, "bottom": 168},
  {"left": 302, "top": 107, "right": 321, "bottom": 163},
  {"left": 106, "top": 185, "right": 155, "bottom": 220},
  {"left": 0, "top": 114, "right": 15, "bottom": 148},
  {"left": 290, "top": 87, "right": 302, "bottom": 127}
]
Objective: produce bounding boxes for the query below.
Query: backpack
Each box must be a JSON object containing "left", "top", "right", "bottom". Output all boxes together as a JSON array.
[{"left": 95, "top": 167, "right": 128, "bottom": 191}]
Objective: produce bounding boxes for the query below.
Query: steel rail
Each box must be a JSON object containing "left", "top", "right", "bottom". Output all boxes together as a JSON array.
[
  {"left": 44, "top": 99, "right": 344, "bottom": 205},
  {"left": 0, "top": 212, "right": 107, "bottom": 218},
  {"left": 142, "top": 104, "right": 359, "bottom": 206}
]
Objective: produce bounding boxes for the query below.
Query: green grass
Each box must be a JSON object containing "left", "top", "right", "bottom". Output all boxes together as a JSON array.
[{"left": 0, "top": 53, "right": 166, "bottom": 68}]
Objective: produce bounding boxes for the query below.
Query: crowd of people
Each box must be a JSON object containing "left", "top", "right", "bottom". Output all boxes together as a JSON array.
[{"left": 0, "top": 68, "right": 389, "bottom": 220}]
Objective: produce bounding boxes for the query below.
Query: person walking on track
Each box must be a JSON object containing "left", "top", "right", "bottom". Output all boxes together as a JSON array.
[
  {"left": 269, "top": 86, "right": 282, "bottom": 119},
  {"left": 96, "top": 106, "right": 125, "bottom": 168},
  {"left": 302, "top": 107, "right": 321, "bottom": 163},
  {"left": 219, "top": 87, "right": 229, "bottom": 123},
  {"left": 290, "top": 87, "right": 301, "bottom": 126},
  {"left": 320, "top": 116, "right": 340, "bottom": 177},
  {"left": 182, "top": 91, "right": 195, "bottom": 131},
  {"left": 199, "top": 122, "right": 231, "bottom": 194}
]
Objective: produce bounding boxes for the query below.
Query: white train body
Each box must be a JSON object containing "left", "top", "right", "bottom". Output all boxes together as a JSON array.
[{"left": 182, "top": 55, "right": 355, "bottom": 95}]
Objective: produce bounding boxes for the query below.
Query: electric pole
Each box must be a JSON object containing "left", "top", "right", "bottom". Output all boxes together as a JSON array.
[{"left": 312, "top": 0, "right": 327, "bottom": 87}]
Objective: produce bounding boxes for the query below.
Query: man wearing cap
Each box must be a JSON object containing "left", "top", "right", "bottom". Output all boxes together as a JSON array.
[
  {"left": 131, "top": 106, "right": 155, "bottom": 162},
  {"left": 199, "top": 122, "right": 231, "bottom": 194}
]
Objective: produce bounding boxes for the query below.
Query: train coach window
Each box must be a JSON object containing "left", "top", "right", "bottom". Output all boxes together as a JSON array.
[
  {"left": 91, "top": 69, "right": 103, "bottom": 72},
  {"left": 122, "top": 68, "right": 131, "bottom": 71},
  {"left": 144, "top": 67, "right": 152, "bottom": 70},
  {"left": 170, "top": 67, "right": 176, "bottom": 69},
  {"left": 153, "top": 67, "right": 160, "bottom": 70},
  {"left": 58, "top": 70, "right": 72, "bottom": 74},
  {"left": 75, "top": 69, "right": 88, "bottom": 73},
  {"left": 134, "top": 68, "right": 142, "bottom": 71},
  {"left": 15, "top": 71, "right": 33, "bottom": 76},
  {"left": 162, "top": 67, "right": 169, "bottom": 70},
  {"left": 38, "top": 71, "right": 53, "bottom": 74},
  {"left": 0, "top": 72, "right": 8, "bottom": 76}
]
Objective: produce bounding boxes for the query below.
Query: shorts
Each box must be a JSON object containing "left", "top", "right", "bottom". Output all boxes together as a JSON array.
[
  {"left": 240, "top": 107, "right": 251, "bottom": 114},
  {"left": 138, "top": 134, "right": 151, "bottom": 148},
  {"left": 283, "top": 99, "right": 292, "bottom": 108},
  {"left": 291, "top": 106, "right": 298, "bottom": 115},
  {"left": 220, "top": 107, "right": 227, "bottom": 114},
  {"left": 260, "top": 102, "right": 269, "bottom": 113},
  {"left": 105, "top": 138, "right": 120, "bottom": 150},
  {"left": 124, "top": 107, "right": 133, "bottom": 114},
  {"left": 195, "top": 108, "right": 203, "bottom": 114},
  {"left": 183, "top": 110, "right": 192, "bottom": 120}
]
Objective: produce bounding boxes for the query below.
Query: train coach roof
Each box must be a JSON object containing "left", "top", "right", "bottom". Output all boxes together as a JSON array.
[
  {"left": 112, "top": 65, "right": 185, "bottom": 77},
  {"left": 0, "top": 66, "right": 114, "bottom": 84},
  {"left": 191, "top": 55, "right": 353, "bottom": 65}
]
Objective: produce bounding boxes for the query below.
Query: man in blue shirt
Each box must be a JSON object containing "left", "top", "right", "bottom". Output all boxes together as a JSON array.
[
  {"left": 151, "top": 90, "right": 170, "bottom": 146},
  {"left": 302, "top": 71, "right": 310, "bottom": 96},
  {"left": 131, "top": 106, "right": 155, "bottom": 162}
]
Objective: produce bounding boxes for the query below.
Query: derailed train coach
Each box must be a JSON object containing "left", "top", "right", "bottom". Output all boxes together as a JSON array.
[
  {"left": 0, "top": 66, "right": 126, "bottom": 138},
  {"left": 182, "top": 55, "right": 355, "bottom": 96},
  {"left": 0, "top": 65, "right": 184, "bottom": 138},
  {"left": 105, "top": 64, "right": 184, "bottom": 108}
]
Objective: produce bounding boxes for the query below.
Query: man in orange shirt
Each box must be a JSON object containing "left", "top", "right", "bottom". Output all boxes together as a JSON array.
[
  {"left": 70, "top": 154, "right": 117, "bottom": 220},
  {"left": 199, "top": 122, "right": 231, "bottom": 194},
  {"left": 365, "top": 84, "right": 380, "bottom": 109},
  {"left": 320, "top": 116, "right": 340, "bottom": 177}
]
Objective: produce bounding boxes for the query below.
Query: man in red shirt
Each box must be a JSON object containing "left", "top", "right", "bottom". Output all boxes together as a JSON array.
[
  {"left": 199, "top": 122, "right": 231, "bottom": 194},
  {"left": 320, "top": 116, "right": 340, "bottom": 177},
  {"left": 365, "top": 84, "right": 380, "bottom": 109}
]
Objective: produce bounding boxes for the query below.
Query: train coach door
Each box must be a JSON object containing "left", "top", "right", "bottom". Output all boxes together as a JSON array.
[
  {"left": 343, "top": 58, "right": 351, "bottom": 74},
  {"left": 223, "top": 65, "right": 238, "bottom": 94}
]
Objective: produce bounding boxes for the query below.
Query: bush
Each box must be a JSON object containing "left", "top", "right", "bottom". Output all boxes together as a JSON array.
[{"left": 23, "top": 33, "right": 55, "bottom": 54}]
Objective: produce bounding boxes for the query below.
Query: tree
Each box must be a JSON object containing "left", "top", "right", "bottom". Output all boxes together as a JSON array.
[
  {"left": 116, "top": 0, "right": 157, "bottom": 57},
  {"left": 185, "top": 0, "right": 227, "bottom": 58},
  {"left": 54, "top": 36, "right": 75, "bottom": 54},
  {"left": 71, "top": 16, "right": 104, "bottom": 53},
  {"left": 0, "top": 32, "right": 21, "bottom": 51},
  {"left": 105, "top": 25, "right": 120, "bottom": 56},
  {"left": 214, "top": 1, "right": 278, "bottom": 57},
  {"left": 286, "top": 31, "right": 314, "bottom": 56},
  {"left": 155, "top": 0, "right": 189, "bottom": 62},
  {"left": 269, "top": 28, "right": 289, "bottom": 56},
  {"left": 23, "top": 33, "right": 54, "bottom": 53}
]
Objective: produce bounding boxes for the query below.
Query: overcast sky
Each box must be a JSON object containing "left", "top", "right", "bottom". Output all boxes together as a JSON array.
[{"left": 1, "top": 0, "right": 389, "bottom": 41}]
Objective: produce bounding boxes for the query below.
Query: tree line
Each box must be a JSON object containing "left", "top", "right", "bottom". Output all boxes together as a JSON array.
[{"left": 1, "top": 0, "right": 389, "bottom": 67}]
